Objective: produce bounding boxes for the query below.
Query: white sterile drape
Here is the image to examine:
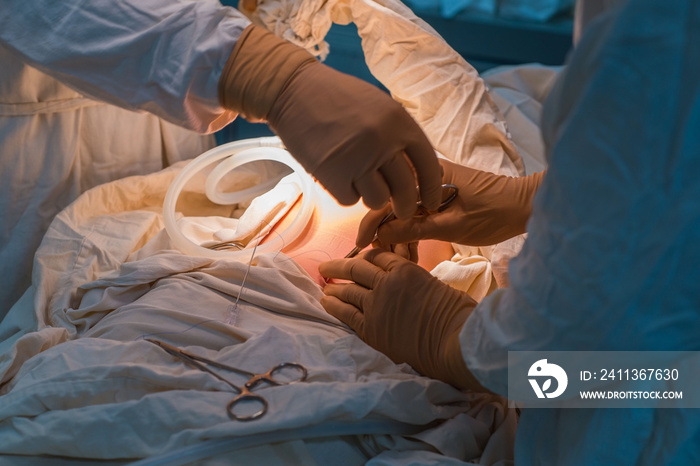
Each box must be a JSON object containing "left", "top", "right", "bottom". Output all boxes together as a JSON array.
[{"left": 0, "top": 164, "right": 517, "bottom": 464}]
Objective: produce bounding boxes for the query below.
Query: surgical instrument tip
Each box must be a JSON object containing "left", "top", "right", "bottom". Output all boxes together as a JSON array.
[{"left": 344, "top": 184, "right": 458, "bottom": 259}]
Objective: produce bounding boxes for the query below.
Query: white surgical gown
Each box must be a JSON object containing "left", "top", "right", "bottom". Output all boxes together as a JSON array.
[
  {"left": 0, "top": 1, "right": 250, "bottom": 317},
  {"left": 461, "top": 0, "right": 700, "bottom": 463}
]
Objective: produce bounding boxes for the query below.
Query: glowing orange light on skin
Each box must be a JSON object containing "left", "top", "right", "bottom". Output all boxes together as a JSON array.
[{"left": 266, "top": 182, "right": 454, "bottom": 286}]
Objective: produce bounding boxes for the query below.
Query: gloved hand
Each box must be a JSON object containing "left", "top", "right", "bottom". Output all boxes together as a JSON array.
[
  {"left": 219, "top": 25, "right": 442, "bottom": 219},
  {"left": 320, "top": 249, "right": 486, "bottom": 391},
  {"left": 356, "top": 158, "right": 545, "bottom": 248},
  {"left": 240, "top": 0, "right": 257, "bottom": 11}
]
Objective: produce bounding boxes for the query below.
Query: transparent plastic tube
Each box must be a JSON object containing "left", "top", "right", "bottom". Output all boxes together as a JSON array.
[{"left": 163, "top": 137, "right": 316, "bottom": 260}]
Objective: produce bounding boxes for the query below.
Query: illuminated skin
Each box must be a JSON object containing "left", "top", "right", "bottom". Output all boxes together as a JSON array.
[{"left": 269, "top": 183, "right": 455, "bottom": 286}]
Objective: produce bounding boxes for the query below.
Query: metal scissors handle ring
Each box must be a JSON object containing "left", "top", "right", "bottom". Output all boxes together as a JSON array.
[
  {"left": 227, "top": 388, "right": 269, "bottom": 422},
  {"left": 228, "top": 363, "right": 306, "bottom": 420},
  {"left": 146, "top": 339, "right": 309, "bottom": 422},
  {"left": 435, "top": 183, "right": 459, "bottom": 212},
  {"left": 246, "top": 362, "right": 308, "bottom": 389}
]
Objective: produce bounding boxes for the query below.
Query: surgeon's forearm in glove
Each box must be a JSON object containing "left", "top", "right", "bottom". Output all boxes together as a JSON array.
[
  {"left": 356, "top": 158, "right": 545, "bottom": 248},
  {"left": 319, "top": 249, "right": 487, "bottom": 391},
  {"left": 219, "top": 25, "right": 443, "bottom": 219}
]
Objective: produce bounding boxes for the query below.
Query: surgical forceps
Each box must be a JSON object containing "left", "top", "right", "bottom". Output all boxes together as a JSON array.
[
  {"left": 146, "top": 339, "right": 307, "bottom": 421},
  {"left": 345, "top": 183, "right": 459, "bottom": 258}
]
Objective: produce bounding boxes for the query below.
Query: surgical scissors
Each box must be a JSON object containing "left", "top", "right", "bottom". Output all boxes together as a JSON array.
[
  {"left": 345, "top": 183, "right": 459, "bottom": 258},
  {"left": 146, "top": 339, "right": 307, "bottom": 421}
]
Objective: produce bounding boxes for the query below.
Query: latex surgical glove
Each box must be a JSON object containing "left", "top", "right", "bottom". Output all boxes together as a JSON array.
[
  {"left": 240, "top": 0, "right": 257, "bottom": 12},
  {"left": 356, "top": 158, "right": 545, "bottom": 248},
  {"left": 389, "top": 242, "right": 419, "bottom": 263},
  {"left": 219, "top": 25, "right": 443, "bottom": 220},
  {"left": 320, "top": 249, "right": 486, "bottom": 391}
]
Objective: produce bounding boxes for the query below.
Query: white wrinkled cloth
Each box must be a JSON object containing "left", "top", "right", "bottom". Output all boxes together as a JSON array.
[
  {"left": 0, "top": 162, "right": 517, "bottom": 464},
  {"left": 0, "top": 0, "right": 251, "bottom": 318},
  {"left": 431, "top": 255, "right": 495, "bottom": 302},
  {"left": 483, "top": 64, "right": 562, "bottom": 176},
  {"left": 462, "top": 0, "right": 700, "bottom": 463}
]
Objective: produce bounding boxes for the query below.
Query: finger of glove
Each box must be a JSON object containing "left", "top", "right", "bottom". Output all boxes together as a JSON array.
[
  {"left": 355, "top": 171, "right": 391, "bottom": 211},
  {"left": 320, "top": 296, "right": 365, "bottom": 337},
  {"left": 361, "top": 248, "right": 411, "bottom": 272},
  {"left": 323, "top": 283, "right": 369, "bottom": 310},
  {"left": 404, "top": 133, "right": 442, "bottom": 212},
  {"left": 392, "top": 243, "right": 418, "bottom": 263},
  {"left": 241, "top": 0, "right": 257, "bottom": 12},
  {"left": 392, "top": 243, "right": 410, "bottom": 261},
  {"left": 374, "top": 214, "right": 444, "bottom": 244},
  {"left": 324, "top": 176, "right": 361, "bottom": 206},
  {"left": 319, "top": 258, "right": 384, "bottom": 288},
  {"left": 379, "top": 154, "right": 419, "bottom": 220},
  {"left": 356, "top": 206, "right": 393, "bottom": 248},
  {"left": 409, "top": 242, "right": 419, "bottom": 263}
]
